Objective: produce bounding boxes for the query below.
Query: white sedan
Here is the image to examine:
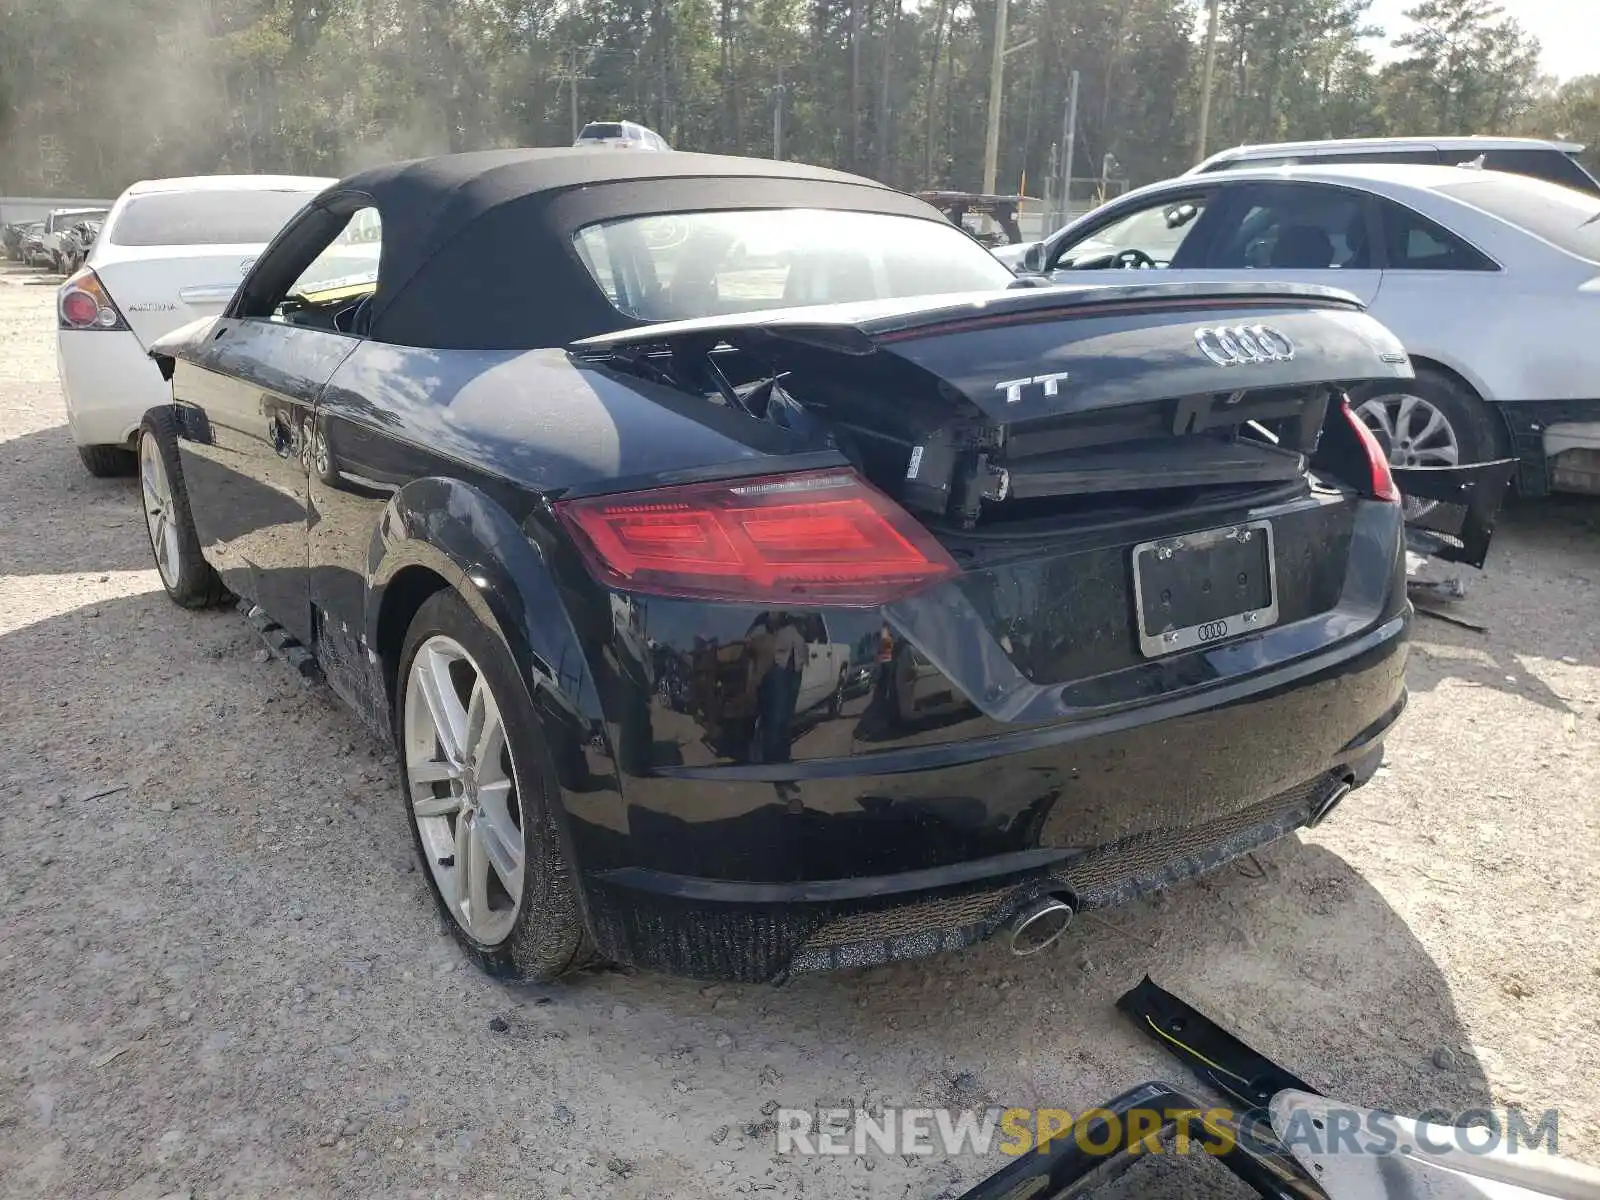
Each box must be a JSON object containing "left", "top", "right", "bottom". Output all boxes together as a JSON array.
[
  {"left": 996, "top": 163, "right": 1600, "bottom": 496},
  {"left": 56, "top": 174, "right": 332, "bottom": 476}
]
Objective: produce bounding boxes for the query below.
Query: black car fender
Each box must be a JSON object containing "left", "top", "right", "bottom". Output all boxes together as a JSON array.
[{"left": 366, "top": 476, "right": 603, "bottom": 730}]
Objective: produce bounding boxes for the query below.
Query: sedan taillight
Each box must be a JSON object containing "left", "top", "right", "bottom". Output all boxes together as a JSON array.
[
  {"left": 58, "top": 268, "right": 129, "bottom": 332},
  {"left": 555, "top": 469, "right": 960, "bottom": 605}
]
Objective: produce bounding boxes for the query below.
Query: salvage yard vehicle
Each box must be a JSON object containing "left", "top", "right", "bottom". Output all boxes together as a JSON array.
[
  {"left": 139, "top": 148, "right": 1412, "bottom": 983},
  {"left": 1187, "top": 134, "right": 1600, "bottom": 196},
  {"left": 40, "top": 206, "right": 108, "bottom": 273},
  {"left": 55, "top": 174, "right": 332, "bottom": 476},
  {"left": 994, "top": 163, "right": 1600, "bottom": 501},
  {"left": 2, "top": 221, "right": 29, "bottom": 261},
  {"left": 573, "top": 119, "right": 672, "bottom": 150}
]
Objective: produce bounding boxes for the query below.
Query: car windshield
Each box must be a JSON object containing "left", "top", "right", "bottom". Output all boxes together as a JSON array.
[
  {"left": 108, "top": 190, "right": 319, "bottom": 247},
  {"left": 1438, "top": 175, "right": 1600, "bottom": 264},
  {"left": 572, "top": 208, "right": 1014, "bottom": 321},
  {"left": 578, "top": 123, "right": 625, "bottom": 140}
]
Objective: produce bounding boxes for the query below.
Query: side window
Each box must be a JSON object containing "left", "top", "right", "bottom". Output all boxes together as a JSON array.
[
  {"left": 1377, "top": 199, "right": 1497, "bottom": 271},
  {"left": 1207, "top": 183, "right": 1373, "bottom": 270},
  {"left": 1052, "top": 193, "right": 1212, "bottom": 270},
  {"left": 277, "top": 206, "right": 383, "bottom": 334}
]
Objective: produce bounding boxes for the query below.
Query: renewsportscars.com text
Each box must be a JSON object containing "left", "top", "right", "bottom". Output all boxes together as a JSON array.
[{"left": 775, "top": 1105, "right": 1560, "bottom": 1158}]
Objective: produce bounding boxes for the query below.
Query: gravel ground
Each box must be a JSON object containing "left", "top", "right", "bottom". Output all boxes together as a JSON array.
[{"left": 2, "top": 265, "right": 1597, "bottom": 1199}]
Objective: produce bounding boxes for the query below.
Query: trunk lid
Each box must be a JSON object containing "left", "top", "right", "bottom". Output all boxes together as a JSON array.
[
  {"left": 574, "top": 281, "right": 1412, "bottom": 529},
  {"left": 88, "top": 245, "right": 259, "bottom": 348}
]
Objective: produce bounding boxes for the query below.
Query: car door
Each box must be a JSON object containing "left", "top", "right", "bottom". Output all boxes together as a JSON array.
[
  {"left": 173, "top": 201, "right": 370, "bottom": 647},
  {"left": 1047, "top": 180, "right": 1384, "bottom": 307},
  {"left": 1359, "top": 194, "right": 1504, "bottom": 362},
  {"left": 1042, "top": 184, "right": 1229, "bottom": 285},
  {"left": 1191, "top": 180, "right": 1383, "bottom": 305}
]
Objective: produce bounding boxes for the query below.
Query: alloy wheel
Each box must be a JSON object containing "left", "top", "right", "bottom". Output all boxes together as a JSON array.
[
  {"left": 403, "top": 636, "right": 526, "bottom": 944},
  {"left": 1355, "top": 391, "right": 1460, "bottom": 518},
  {"left": 140, "top": 434, "right": 182, "bottom": 589}
]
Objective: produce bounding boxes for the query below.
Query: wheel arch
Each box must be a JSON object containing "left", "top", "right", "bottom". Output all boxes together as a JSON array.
[
  {"left": 366, "top": 477, "right": 602, "bottom": 730},
  {"left": 1399, "top": 353, "right": 1514, "bottom": 459}
]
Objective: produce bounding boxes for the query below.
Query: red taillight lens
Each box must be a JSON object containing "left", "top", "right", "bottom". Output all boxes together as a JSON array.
[
  {"left": 1342, "top": 398, "right": 1400, "bottom": 503},
  {"left": 555, "top": 469, "right": 961, "bottom": 605},
  {"left": 58, "top": 268, "right": 128, "bottom": 331}
]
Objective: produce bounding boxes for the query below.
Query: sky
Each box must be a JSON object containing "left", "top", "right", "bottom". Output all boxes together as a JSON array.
[{"left": 1363, "top": 0, "right": 1600, "bottom": 81}]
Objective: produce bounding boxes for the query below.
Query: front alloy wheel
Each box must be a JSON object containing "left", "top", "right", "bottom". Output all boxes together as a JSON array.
[
  {"left": 141, "top": 434, "right": 183, "bottom": 591},
  {"left": 403, "top": 635, "right": 527, "bottom": 946},
  {"left": 137, "top": 410, "right": 227, "bottom": 608}
]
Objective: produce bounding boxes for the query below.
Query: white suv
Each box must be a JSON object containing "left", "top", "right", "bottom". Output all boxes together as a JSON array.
[
  {"left": 1187, "top": 136, "right": 1600, "bottom": 196},
  {"left": 574, "top": 121, "right": 672, "bottom": 151}
]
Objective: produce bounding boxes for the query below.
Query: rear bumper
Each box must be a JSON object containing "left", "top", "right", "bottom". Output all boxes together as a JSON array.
[
  {"left": 57, "top": 328, "right": 170, "bottom": 447},
  {"left": 579, "top": 613, "right": 1408, "bottom": 981}
]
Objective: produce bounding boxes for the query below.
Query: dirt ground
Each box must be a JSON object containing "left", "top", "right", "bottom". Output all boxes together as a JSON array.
[{"left": 1, "top": 265, "right": 1597, "bottom": 1200}]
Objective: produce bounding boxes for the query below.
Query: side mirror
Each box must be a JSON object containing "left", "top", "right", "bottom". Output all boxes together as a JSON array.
[{"left": 1022, "top": 241, "right": 1046, "bottom": 273}]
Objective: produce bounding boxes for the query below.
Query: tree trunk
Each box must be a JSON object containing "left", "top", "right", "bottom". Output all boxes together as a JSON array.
[
  {"left": 848, "top": 0, "right": 862, "bottom": 170},
  {"left": 923, "top": 0, "right": 949, "bottom": 186},
  {"left": 877, "top": 0, "right": 897, "bottom": 180}
]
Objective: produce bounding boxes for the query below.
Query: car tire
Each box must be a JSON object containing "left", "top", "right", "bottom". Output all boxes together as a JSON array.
[
  {"left": 76, "top": 443, "right": 137, "bottom": 478},
  {"left": 1350, "top": 367, "right": 1506, "bottom": 471},
  {"left": 396, "top": 589, "right": 595, "bottom": 982},
  {"left": 137, "top": 412, "right": 228, "bottom": 609}
]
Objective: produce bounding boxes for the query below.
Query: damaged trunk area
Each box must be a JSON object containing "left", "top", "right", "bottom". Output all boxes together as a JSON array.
[{"left": 573, "top": 285, "right": 1409, "bottom": 534}]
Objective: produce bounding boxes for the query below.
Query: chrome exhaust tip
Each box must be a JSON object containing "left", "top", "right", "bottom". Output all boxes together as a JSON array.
[
  {"left": 1306, "top": 779, "right": 1355, "bottom": 828},
  {"left": 1008, "top": 895, "right": 1075, "bottom": 957}
]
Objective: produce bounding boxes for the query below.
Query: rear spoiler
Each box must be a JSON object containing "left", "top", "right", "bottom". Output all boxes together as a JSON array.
[{"left": 571, "top": 280, "right": 1371, "bottom": 357}]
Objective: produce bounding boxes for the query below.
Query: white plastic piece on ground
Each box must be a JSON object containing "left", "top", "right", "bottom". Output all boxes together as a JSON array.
[{"left": 1270, "top": 1090, "right": 1600, "bottom": 1200}]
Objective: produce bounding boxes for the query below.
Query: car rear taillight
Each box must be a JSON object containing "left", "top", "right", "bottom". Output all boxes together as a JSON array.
[
  {"left": 58, "top": 268, "right": 129, "bottom": 332},
  {"left": 1342, "top": 398, "right": 1400, "bottom": 503},
  {"left": 555, "top": 469, "right": 961, "bottom": 605}
]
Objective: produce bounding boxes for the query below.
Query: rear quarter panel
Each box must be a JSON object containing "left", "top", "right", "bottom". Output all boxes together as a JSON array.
[{"left": 1370, "top": 193, "right": 1600, "bottom": 403}]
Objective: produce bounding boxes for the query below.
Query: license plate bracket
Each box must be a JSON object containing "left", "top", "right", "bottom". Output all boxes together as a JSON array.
[{"left": 1131, "top": 521, "right": 1278, "bottom": 657}]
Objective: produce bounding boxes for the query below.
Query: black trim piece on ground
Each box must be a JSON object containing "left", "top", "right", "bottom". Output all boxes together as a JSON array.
[
  {"left": 1394, "top": 457, "right": 1519, "bottom": 569},
  {"left": 952, "top": 1080, "right": 1328, "bottom": 1200},
  {"left": 1116, "top": 975, "right": 1321, "bottom": 1108}
]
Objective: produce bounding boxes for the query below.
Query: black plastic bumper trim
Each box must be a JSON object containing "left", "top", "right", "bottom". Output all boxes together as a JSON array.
[
  {"left": 1117, "top": 975, "right": 1321, "bottom": 1108},
  {"left": 593, "top": 846, "right": 1075, "bottom": 904}
]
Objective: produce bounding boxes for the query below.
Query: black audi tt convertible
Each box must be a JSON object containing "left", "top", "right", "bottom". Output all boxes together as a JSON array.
[{"left": 138, "top": 149, "right": 1411, "bottom": 982}]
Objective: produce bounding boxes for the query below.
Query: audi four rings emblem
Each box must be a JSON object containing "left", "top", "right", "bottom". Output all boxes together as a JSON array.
[
  {"left": 1193, "top": 324, "right": 1295, "bottom": 367},
  {"left": 1196, "top": 621, "right": 1231, "bottom": 642}
]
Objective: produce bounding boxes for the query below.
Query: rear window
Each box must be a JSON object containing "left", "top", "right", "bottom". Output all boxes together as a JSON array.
[
  {"left": 571, "top": 208, "right": 1015, "bottom": 322},
  {"left": 579, "top": 123, "right": 625, "bottom": 140},
  {"left": 107, "top": 190, "right": 317, "bottom": 247},
  {"left": 1437, "top": 176, "right": 1600, "bottom": 264},
  {"left": 1478, "top": 149, "right": 1600, "bottom": 195}
]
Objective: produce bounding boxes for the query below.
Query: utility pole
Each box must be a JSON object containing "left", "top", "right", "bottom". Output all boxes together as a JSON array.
[
  {"left": 551, "top": 48, "right": 593, "bottom": 143},
  {"left": 773, "top": 70, "right": 786, "bottom": 160},
  {"left": 1059, "top": 68, "right": 1079, "bottom": 226},
  {"left": 1195, "top": 0, "right": 1221, "bottom": 163},
  {"left": 981, "top": 0, "right": 1009, "bottom": 195}
]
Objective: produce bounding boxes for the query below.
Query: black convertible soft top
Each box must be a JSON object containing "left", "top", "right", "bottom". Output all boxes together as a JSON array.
[{"left": 321, "top": 148, "right": 946, "bottom": 350}]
